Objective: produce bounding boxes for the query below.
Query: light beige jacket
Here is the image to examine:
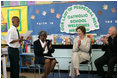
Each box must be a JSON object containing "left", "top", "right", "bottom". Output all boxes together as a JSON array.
[{"left": 73, "top": 36, "right": 91, "bottom": 60}]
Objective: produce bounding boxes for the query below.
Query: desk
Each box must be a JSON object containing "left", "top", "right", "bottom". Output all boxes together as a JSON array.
[{"left": 53, "top": 44, "right": 102, "bottom": 49}]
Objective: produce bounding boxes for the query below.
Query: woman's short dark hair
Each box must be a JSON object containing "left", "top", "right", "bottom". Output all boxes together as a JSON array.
[
  {"left": 76, "top": 26, "right": 86, "bottom": 35},
  {"left": 38, "top": 31, "right": 47, "bottom": 38}
]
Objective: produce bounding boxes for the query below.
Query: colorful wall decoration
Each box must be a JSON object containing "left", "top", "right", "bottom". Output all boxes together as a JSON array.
[
  {"left": 35, "top": 1, "right": 53, "bottom": 5},
  {"left": 1, "top": 23, "right": 7, "bottom": 32},
  {"left": 11, "top": 1, "right": 19, "bottom": 6},
  {"left": 1, "top": 1, "right": 117, "bottom": 45},
  {"left": 2, "top": 1, "right": 53, "bottom": 7},
  {"left": 1, "top": 6, "right": 28, "bottom": 35},
  {"left": 28, "top": 1, "right": 117, "bottom": 35}
]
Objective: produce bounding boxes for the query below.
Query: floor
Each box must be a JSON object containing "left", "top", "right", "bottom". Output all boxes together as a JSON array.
[
  {"left": 7, "top": 71, "right": 44, "bottom": 78},
  {"left": 7, "top": 70, "right": 117, "bottom": 78}
]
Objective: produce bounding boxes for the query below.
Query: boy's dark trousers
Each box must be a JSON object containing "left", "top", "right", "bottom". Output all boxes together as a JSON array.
[{"left": 8, "top": 46, "right": 19, "bottom": 78}]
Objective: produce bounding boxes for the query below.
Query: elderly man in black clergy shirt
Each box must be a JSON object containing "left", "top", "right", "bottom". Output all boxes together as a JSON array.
[{"left": 94, "top": 26, "right": 117, "bottom": 78}]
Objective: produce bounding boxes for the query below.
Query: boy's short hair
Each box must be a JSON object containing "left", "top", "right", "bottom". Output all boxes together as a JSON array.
[{"left": 12, "top": 16, "right": 19, "bottom": 21}]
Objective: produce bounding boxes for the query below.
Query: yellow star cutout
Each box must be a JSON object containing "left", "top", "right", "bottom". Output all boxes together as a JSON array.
[
  {"left": 51, "top": 8, "right": 54, "bottom": 13},
  {"left": 31, "top": 15, "right": 35, "bottom": 19},
  {"left": 103, "top": 5, "right": 108, "bottom": 10}
]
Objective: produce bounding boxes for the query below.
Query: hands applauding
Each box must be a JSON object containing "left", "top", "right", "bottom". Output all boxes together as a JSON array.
[
  {"left": 44, "top": 42, "right": 48, "bottom": 49},
  {"left": 77, "top": 40, "right": 81, "bottom": 48},
  {"left": 49, "top": 42, "right": 52, "bottom": 48},
  {"left": 44, "top": 41, "right": 52, "bottom": 49},
  {"left": 100, "top": 36, "right": 108, "bottom": 45}
]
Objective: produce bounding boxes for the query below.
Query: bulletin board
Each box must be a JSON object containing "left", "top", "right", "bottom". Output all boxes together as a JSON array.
[
  {"left": 1, "top": 6, "right": 28, "bottom": 35},
  {"left": 28, "top": 1, "right": 117, "bottom": 36}
]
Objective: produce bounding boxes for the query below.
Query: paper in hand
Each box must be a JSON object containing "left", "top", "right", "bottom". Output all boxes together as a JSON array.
[{"left": 23, "top": 31, "right": 32, "bottom": 40}]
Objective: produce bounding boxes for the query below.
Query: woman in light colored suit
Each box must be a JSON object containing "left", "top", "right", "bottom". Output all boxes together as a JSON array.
[{"left": 69, "top": 26, "right": 91, "bottom": 77}]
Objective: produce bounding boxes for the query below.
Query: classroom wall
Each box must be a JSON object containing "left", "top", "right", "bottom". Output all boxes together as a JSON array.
[
  {"left": 28, "top": 1, "right": 117, "bottom": 35},
  {"left": 1, "top": 1, "right": 117, "bottom": 45},
  {"left": 1, "top": 1, "right": 117, "bottom": 36},
  {"left": 1, "top": 1, "right": 117, "bottom": 71}
]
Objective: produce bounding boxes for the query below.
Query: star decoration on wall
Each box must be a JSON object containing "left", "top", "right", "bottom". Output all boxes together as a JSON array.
[
  {"left": 36, "top": 10, "right": 39, "bottom": 14},
  {"left": 98, "top": 11, "right": 102, "bottom": 16},
  {"left": 56, "top": 13, "right": 60, "bottom": 19},
  {"left": 103, "top": 4, "right": 108, "bottom": 10},
  {"left": 51, "top": 8, "right": 54, "bottom": 13},
  {"left": 111, "top": 8, "right": 116, "bottom": 13},
  {"left": 42, "top": 11, "right": 46, "bottom": 16},
  {"left": 31, "top": 15, "right": 35, "bottom": 19}
]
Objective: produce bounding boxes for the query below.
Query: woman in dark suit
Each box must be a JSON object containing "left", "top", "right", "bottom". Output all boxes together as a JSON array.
[{"left": 34, "top": 31, "right": 56, "bottom": 78}]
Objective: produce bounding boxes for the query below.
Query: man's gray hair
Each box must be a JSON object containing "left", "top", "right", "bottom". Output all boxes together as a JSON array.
[{"left": 38, "top": 31, "right": 47, "bottom": 38}]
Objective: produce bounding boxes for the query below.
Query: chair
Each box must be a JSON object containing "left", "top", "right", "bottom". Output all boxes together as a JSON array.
[
  {"left": 29, "top": 56, "right": 44, "bottom": 78},
  {"left": 30, "top": 55, "right": 60, "bottom": 78},
  {"left": 52, "top": 61, "right": 61, "bottom": 77},
  {"left": 103, "top": 64, "right": 117, "bottom": 75},
  {"left": 114, "top": 64, "right": 117, "bottom": 72},
  {"left": 68, "top": 45, "right": 93, "bottom": 77}
]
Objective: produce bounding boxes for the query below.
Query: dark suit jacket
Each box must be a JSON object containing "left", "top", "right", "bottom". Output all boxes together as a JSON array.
[
  {"left": 34, "top": 39, "right": 55, "bottom": 64},
  {"left": 102, "top": 35, "right": 117, "bottom": 56}
]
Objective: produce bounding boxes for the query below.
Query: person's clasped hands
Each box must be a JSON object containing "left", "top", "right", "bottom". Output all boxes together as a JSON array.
[
  {"left": 77, "top": 40, "right": 81, "bottom": 48},
  {"left": 100, "top": 36, "right": 108, "bottom": 44}
]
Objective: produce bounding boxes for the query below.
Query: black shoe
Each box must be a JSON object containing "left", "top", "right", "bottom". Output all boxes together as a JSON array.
[
  {"left": 76, "top": 73, "right": 80, "bottom": 77},
  {"left": 77, "top": 75, "right": 80, "bottom": 77}
]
